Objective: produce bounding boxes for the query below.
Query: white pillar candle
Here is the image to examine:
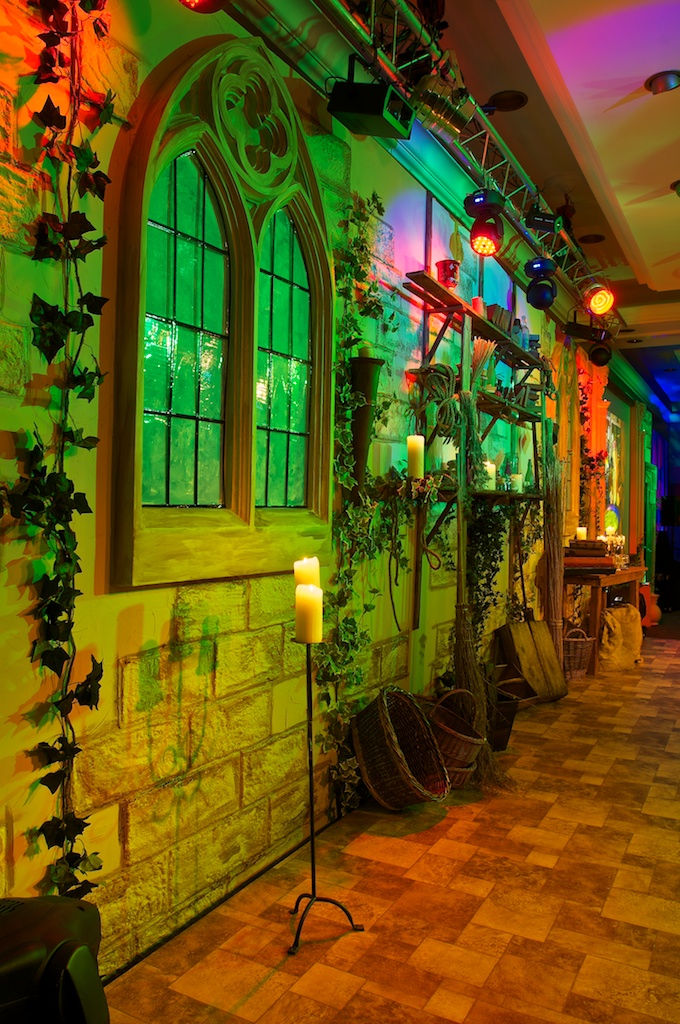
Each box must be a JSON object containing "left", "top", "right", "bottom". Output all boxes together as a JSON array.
[
  {"left": 576, "top": 526, "right": 587, "bottom": 541},
  {"left": 605, "top": 525, "right": 615, "bottom": 537},
  {"left": 294, "top": 556, "right": 320, "bottom": 587},
  {"left": 295, "top": 584, "right": 323, "bottom": 644},
  {"left": 510, "top": 474, "right": 523, "bottom": 493},
  {"left": 483, "top": 461, "right": 497, "bottom": 491},
  {"left": 407, "top": 434, "right": 425, "bottom": 478}
]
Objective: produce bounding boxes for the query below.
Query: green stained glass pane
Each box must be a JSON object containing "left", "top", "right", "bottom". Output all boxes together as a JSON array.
[
  {"left": 255, "top": 428, "right": 268, "bottom": 506},
  {"left": 267, "top": 431, "right": 288, "bottom": 506},
  {"left": 146, "top": 225, "right": 174, "bottom": 317},
  {"left": 203, "top": 246, "right": 225, "bottom": 335},
  {"left": 289, "top": 361, "right": 309, "bottom": 434},
  {"left": 258, "top": 276, "right": 272, "bottom": 351},
  {"left": 148, "top": 162, "right": 174, "bottom": 228},
  {"left": 273, "top": 210, "right": 292, "bottom": 278},
  {"left": 143, "top": 317, "right": 172, "bottom": 412},
  {"left": 142, "top": 414, "right": 169, "bottom": 504},
  {"left": 291, "top": 286, "right": 310, "bottom": 359},
  {"left": 273, "top": 277, "right": 291, "bottom": 355},
  {"left": 173, "top": 326, "right": 198, "bottom": 416},
  {"left": 176, "top": 153, "right": 202, "bottom": 240},
  {"left": 292, "top": 233, "right": 306, "bottom": 286},
  {"left": 260, "top": 220, "right": 273, "bottom": 272},
  {"left": 197, "top": 421, "right": 222, "bottom": 505},
  {"left": 169, "top": 418, "right": 195, "bottom": 504},
  {"left": 176, "top": 236, "right": 201, "bottom": 326},
  {"left": 287, "top": 434, "right": 306, "bottom": 506},
  {"left": 270, "top": 353, "right": 290, "bottom": 431},
  {"left": 256, "top": 349, "right": 271, "bottom": 427},
  {"left": 199, "top": 333, "right": 224, "bottom": 419},
  {"left": 204, "top": 180, "right": 223, "bottom": 249}
]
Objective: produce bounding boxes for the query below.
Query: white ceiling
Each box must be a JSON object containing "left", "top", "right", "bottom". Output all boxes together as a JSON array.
[{"left": 440, "top": 0, "right": 680, "bottom": 402}]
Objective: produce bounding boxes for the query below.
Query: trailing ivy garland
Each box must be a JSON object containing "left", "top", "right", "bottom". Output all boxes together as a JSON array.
[{"left": 1, "top": 0, "right": 113, "bottom": 897}]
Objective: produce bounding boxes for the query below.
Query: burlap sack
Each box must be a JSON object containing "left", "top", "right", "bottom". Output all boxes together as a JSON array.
[{"left": 598, "top": 603, "right": 643, "bottom": 671}]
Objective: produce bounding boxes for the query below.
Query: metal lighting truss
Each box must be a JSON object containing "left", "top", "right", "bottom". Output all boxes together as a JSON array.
[{"left": 320, "top": 0, "right": 620, "bottom": 331}]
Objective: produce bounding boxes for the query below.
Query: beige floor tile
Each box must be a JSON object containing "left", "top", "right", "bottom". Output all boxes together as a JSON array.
[
  {"left": 642, "top": 796, "right": 680, "bottom": 820},
  {"left": 506, "top": 824, "right": 570, "bottom": 851},
  {"left": 423, "top": 984, "right": 476, "bottom": 1022},
  {"left": 342, "top": 832, "right": 427, "bottom": 867},
  {"left": 484, "top": 951, "right": 577, "bottom": 1012},
  {"left": 471, "top": 886, "right": 564, "bottom": 942},
  {"left": 525, "top": 850, "right": 559, "bottom": 868},
  {"left": 573, "top": 954, "right": 680, "bottom": 1023},
  {"left": 612, "top": 866, "right": 653, "bottom": 893},
  {"left": 169, "top": 948, "right": 296, "bottom": 1021},
  {"left": 548, "top": 926, "right": 651, "bottom": 970},
  {"left": 408, "top": 936, "right": 498, "bottom": 985},
  {"left": 290, "top": 962, "right": 363, "bottom": 1009},
  {"left": 602, "top": 887, "right": 680, "bottom": 936}
]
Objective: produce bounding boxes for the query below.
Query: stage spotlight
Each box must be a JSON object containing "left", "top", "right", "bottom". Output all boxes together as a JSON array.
[
  {"left": 327, "top": 81, "right": 415, "bottom": 139},
  {"left": 177, "top": 0, "right": 226, "bottom": 10},
  {"left": 464, "top": 189, "right": 505, "bottom": 257},
  {"left": 525, "top": 204, "right": 563, "bottom": 234},
  {"left": 524, "top": 255, "right": 557, "bottom": 310},
  {"left": 562, "top": 318, "right": 613, "bottom": 365},
  {"left": 589, "top": 339, "right": 613, "bottom": 366},
  {"left": 583, "top": 282, "right": 614, "bottom": 316}
]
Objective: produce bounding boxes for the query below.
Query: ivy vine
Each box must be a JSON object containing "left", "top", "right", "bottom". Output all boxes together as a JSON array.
[{"left": 1, "top": 0, "right": 114, "bottom": 897}]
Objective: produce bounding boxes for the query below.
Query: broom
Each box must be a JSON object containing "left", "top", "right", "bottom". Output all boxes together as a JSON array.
[
  {"left": 544, "top": 423, "right": 564, "bottom": 666},
  {"left": 454, "top": 389, "right": 510, "bottom": 791}
]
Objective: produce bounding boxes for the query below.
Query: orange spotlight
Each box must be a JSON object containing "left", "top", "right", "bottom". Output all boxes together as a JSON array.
[{"left": 583, "top": 283, "right": 614, "bottom": 316}]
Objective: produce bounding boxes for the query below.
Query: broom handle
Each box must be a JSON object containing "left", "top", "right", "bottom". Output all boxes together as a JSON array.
[{"left": 456, "top": 313, "right": 473, "bottom": 600}]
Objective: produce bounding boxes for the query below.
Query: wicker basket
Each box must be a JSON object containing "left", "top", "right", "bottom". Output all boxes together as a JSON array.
[
  {"left": 423, "top": 689, "right": 485, "bottom": 769},
  {"left": 563, "top": 627, "right": 594, "bottom": 680},
  {"left": 350, "top": 687, "right": 450, "bottom": 811}
]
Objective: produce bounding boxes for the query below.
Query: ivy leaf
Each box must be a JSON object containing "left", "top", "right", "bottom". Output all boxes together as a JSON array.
[
  {"left": 39, "top": 816, "right": 67, "bottom": 849},
  {"left": 40, "top": 768, "right": 68, "bottom": 793},
  {"left": 40, "top": 643, "right": 70, "bottom": 676},
  {"left": 74, "top": 657, "right": 103, "bottom": 709},
  {"left": 72, "top": 235, "right": 107, "bottom": 261},
  {"left": 37, "top": 30, "right": 63, "bottom": 48},
  {"left": 72, "top": 140, "right": 98, "bottom": 172},
  {"left": 78, "top": 169, "right": 111, "bottom": 200},
  {"left": 78, "top": 852, "right": 103, "bottom": 873},
  {"left": 36, "top": 95, "right": 66, "bottom": 130},
  {"left": 72, "top": 492, "right": 92, "bottom": 514},
  {"left": 55, "top": 736, "right": 81, "bottom": 759},
  {"left": 70, "top": 365, "right": 107, "bottom": 401},
  {"left": 62, "top": 811, "right": 90, "bottom": 843},
  {"left": 65, "top": 309, "right": 94, "bottom": 333},
  {"left": 49, "top": 855, "right": 77, "bottom": 888},
  {"left": 53, "top": 691, "right": 75, "bottom": 716},
  {"left": 66, "top": 880, "right": 98, "bottom": 899},
  {"left": 32, "top": 219, "right": 63, "bottom": 262},
  {"left": 78, "top": 292, "right": 108, "bottom": 315},
  {"left": 29, "top": 293, "right": 69, "bottom": 361},
  {"left": 33, "top": 741, "right": 64, "bottom": 765},
  {"left": 63, "top": 427, "right": 100, "bottom": 450},
  {"left": 62, "top": 211, "right": 95, "bottom": 241}
]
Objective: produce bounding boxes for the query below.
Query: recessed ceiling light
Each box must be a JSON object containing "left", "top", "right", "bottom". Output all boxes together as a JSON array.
[
  {"left": 485, "top": 90, "right": 528, "bottom": 113},
  {"left": 671, "top": 180, "right": 680, "bottom": 197},
  {"left": 644, "top": 70, "right": 680, "bottom": 94},
  {"left": 626, "top": 337, "right": 644, "bottom": 344},
  {"left": 578, "top": 233, "right": 606, "bottom": 244}
]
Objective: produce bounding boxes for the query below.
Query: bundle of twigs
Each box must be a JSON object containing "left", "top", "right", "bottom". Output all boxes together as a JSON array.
[
  {"left": 471, "top": 338, "right": 497, "bottom": 389},
  {"left": 544, "top": 426, "right": 564, "bottom": 666},
  {"left": 453, "top": 606, "right": 509, "bottom": 790}
]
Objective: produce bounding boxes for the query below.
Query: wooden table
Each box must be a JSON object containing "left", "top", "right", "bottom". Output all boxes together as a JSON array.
[{"left": 563, "top": 566, "right": 646, "bottom": 674}]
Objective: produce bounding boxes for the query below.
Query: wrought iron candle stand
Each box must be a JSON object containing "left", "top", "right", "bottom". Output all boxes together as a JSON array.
[{"left": 288, "top": 642, "right": 364, "bottom": 955}]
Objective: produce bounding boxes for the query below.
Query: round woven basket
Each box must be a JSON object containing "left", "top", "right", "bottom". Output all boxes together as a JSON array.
[
  {"left": 425, "top": 689, "right": 485, "bottom": 769},
  {"left": 563, "top": 627, "right": 594, "bottom": 680},
  {"left": 350, "top": 686, "right": 450, "bottom": 811}
]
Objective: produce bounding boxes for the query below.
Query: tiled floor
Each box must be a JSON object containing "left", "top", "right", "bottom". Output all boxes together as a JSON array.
[{"left": 106, "top": 634, "right": 680, "bottom": 1024}]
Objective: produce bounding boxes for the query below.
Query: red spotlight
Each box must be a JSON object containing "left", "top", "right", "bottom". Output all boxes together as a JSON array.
[
  {"left": 470, "top": 214, "right": 504, "bottom": 257},
  {"left": 583, "top": 283, "right": 614, "bottom": 316},
  {"left": 177, "top": 0, "right": 225, "bottom": 12}
]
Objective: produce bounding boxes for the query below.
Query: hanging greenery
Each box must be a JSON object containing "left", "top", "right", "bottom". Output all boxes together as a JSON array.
[{"left": 0, "top": 0, "right": 114, "bottom": 897}]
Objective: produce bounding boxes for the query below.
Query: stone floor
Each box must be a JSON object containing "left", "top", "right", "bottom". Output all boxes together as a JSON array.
[{"left": 105, "top": 634, "right": 680, "bottom": 1024}]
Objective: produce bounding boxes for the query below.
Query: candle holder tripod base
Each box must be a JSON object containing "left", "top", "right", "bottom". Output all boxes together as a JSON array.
[{"left": 288, "top": 642, "right": 364, "bottom": 955}]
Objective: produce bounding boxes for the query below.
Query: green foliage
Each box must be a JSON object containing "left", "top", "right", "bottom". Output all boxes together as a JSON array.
[
  {"left": 466, "top": 499, "right": 511, "bottom": 646},
  {"left": 0, "top": 0, "right": 112, "bottom": 898}
]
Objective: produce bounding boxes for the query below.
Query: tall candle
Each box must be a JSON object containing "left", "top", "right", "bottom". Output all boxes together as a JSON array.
[
  {"left": 294, "top": 556, "right": 320, "bottom": 587},
  {"left": 472, "top": 296, "right": 485, "bottom": 316},
  {"left": 576, "top": 527, "right": 587, "bottom": 541},
  {"left": 605, "top": 525, "right": 615, "bottom": 537},
  {"left": 407, "top": 434, "right": 425, "bottom": 478},
  {"left": 510, "top": 474, "right": 523, "bottom": 493},
  {"left": 295, "top": 584, "right": 323, "bottom": 644},
  {"left": 483, "top": 461, "right": 497, "bottom": 491}
]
